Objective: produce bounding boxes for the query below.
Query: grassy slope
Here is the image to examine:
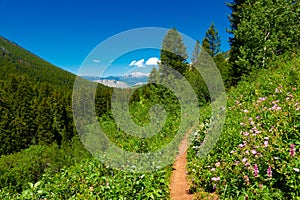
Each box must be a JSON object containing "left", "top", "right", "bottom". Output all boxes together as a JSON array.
[{"left": 188, "top": 55, "right": 300, "bottom": 199}]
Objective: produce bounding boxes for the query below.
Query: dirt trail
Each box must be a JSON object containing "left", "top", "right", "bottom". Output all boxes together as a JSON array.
[{"left": 169, "top": 133, "right": 193, "bottom": 200}]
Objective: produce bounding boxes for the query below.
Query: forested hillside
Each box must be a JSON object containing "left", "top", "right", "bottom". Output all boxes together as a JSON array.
[{"left": 0, "top": 36, "right": 113, "bottom": 193}]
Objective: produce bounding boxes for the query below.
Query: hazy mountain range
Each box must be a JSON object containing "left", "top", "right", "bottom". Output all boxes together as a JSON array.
[{"left": 81, "top": 72, "right": 149, "bottom": 88}]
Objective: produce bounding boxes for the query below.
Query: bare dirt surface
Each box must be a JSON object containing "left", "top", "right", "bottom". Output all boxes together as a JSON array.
[{"left": 169, "top": 134, "right": 193, "bottom": 200}]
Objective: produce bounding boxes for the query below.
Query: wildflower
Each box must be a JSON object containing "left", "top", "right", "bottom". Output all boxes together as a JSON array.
[
  {"left": 248, "top": 117, "right": 253, "bottom": 121},
  {"left": 251, "top": 150, "right": 257, "bottom": 155},
  {"left": 267, "top": 166, "right": 272, "bottom": 178},
  {"left": 275, "top": 88, "right": 282, "bottom": 93},
  {"left": 293, "top": 168, "right": 300, "bottom": 172},
  {"left": 264, "top": 141, "right": 269, "bottom": 148},
  {"left": 230, "top": 150, "right": 236, "bottom": 154},
  {"left": 215, "top": 162, "right": 221, "bottom": 167},
  {"left": 290, "top": 144, "right": 296, "bottom": 157},
  {"left": 240, "top": 122, "right": 246, "bottom": 126},
  {"left": 256, "top": 115, "right": 261, "bottom": 119},
  {"left": 211, "top": 168, "right": 216, "bottom": 172},
  {"left": 254, "top": 129, "right": 261, "bottom": 134},
  {"left": 253, "top": 164, "right": 259, "bottom": 177},
  {"left": 242, "top": 158, "right": 247, "bottom": 163},
  {"left": 243, "top": 132, "right": 249, "bottom": 136},
  {"left": 211, "top": 177, "right": 220, "bottom": 181},
  {"left": 258, "top": 97, "right": 266, "bottom": 101},
  {"left": 250, "top": 121, "right": 255, "bottom": 125},
  {"left": 239, "top": 143, "right": 246, "bottom": 148},
  {"left": 213, "top": 184, "right": 217, "bottom": 190},
  {"left": 243, "top": 175, "right": 250, "bottom": 185},
  {"left": 264, "top": 137, "right": 269, "bottom": 140},
  {"left": 292, "top": 87, "right": 297, "bottom": 91},
  {"left": 243, "top": 109, "right": 249, "bottom": 113},
  {"left": 274, "top": 157, "right": 279, "bottom": 160}
]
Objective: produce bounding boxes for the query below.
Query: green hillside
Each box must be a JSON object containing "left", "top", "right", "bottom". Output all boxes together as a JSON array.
[
  {"left": 0, "top": 36, "right": 75, "bottom": 88},
  {"left": 188, "top": 55, "right": 300, "bottom": 199}
]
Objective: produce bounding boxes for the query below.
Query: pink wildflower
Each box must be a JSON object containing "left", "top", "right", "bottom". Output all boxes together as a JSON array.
[
  {"left": 251, "top": 150, "right": 257, "bottom": 155},
  {"left": 290, "top": 144, "right": 296, "bottom": 157},
  {"left": 253, "top": 164, "right": 259, "bottom": 177},
  {"left": 264, "top": 140, "right": 269, "bottom": 147},
  {"left": 243, "top": 132, "right": 249, "bottom": 136},
  {"left": 215, "top": 162, "right": 221, "bottom": 167},
  {"left": 267, "top": 166, "right": 272, "bottom": 178}
]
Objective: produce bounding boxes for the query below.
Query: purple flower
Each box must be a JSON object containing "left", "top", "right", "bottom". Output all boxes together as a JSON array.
[
  {"left": 256, "top": 115, "right": 261, "bottom": 119},
  {"left": 253, "top": 164, "right": 259, "bottom": 177},
  {"left": 242, "top": 158, "right": 247, "bottom": 163},
  {"left": 267, "top": 166, "right": 272, "bottom": 178},
  {"left": 213, "top": 184, "right": 217, "bottom": 190},
  {"left": 290, "top": 144, "right": 296, "bottom": 157}
]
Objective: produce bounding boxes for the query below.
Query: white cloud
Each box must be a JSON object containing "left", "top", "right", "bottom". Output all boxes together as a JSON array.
[
  {"left": 93, "top": 59, "right": 101, "bottom": 63},
  {"left": 129, "top": 60, "right": 136, "bottom": 66},
  {"left": 146, "top": 57, "right": 160, "bottom": 65},
  {"left": 135, "top": 59, "right": 145, "bottom": 67},
  {"left": 129, "top": 59, "right": 145, "bottom": 68}
]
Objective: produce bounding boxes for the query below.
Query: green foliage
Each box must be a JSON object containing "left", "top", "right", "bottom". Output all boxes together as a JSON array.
[
  {"left": 0, "top": 139, "right": 90, "bottom": 193},
  {"left": 228, "top": 0, "right": 300, "bottom": 82},
  {"left": 188, "top": 56, "right": 300, "bottom": 199}
]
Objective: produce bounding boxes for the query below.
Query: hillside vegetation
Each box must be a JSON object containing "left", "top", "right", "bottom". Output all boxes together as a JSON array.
[{"left": 188, "top": 55, "right": 300, "bottom": 199}]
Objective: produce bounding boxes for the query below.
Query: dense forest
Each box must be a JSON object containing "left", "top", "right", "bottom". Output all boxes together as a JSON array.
[{"left": 0, "top": 0, "right": 300, "bottom": 199}]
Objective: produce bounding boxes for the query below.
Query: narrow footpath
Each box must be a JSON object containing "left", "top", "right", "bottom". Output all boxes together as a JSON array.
[{"left": 169, "top": 133, "right": 193, "bottom": 200}]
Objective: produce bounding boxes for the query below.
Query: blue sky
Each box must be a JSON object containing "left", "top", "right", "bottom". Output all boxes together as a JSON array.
[{"left": 1, "top": 0, "right": 231, "bottom": 76}]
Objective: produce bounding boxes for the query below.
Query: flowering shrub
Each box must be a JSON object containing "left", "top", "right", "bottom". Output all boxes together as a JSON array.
[{"left": 188, "top": 56, "right": 300, "bottom": 199}]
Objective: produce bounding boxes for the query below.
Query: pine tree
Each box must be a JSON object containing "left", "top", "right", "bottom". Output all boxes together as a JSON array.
[
  {"left": 159, "top": 28, "right": 188, "bottom": 77},
  {"left": 191, "top": 40, "right": 201, "bottom": 66},
  {"left": 201, "top": 23, "right": 221, "bottom": 58}
]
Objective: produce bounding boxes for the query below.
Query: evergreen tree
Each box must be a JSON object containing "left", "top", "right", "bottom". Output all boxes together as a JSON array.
[
  {"left": 191, "top": 40, "right": 201, "bottom": 66},
  {"left": 201, "top": 23, "right": 221, "bottom": 58},
  {"left": 159, "top": 28, "right": 188, "bottom": 77}
]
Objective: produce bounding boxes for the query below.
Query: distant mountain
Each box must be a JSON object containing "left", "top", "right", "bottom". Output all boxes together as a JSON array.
[{"left": 82, "top": 72, "right": 149, "bottom": 88}]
